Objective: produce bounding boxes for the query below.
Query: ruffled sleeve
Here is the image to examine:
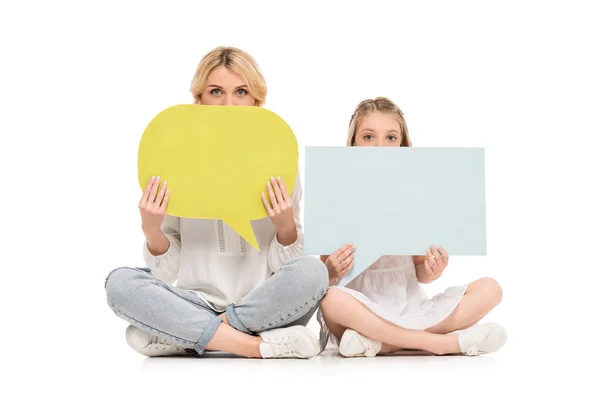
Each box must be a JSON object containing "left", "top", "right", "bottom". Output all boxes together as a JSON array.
[
  {"left": 142, "top": 214, "right": 181, "bottom": 285},
  {"left": 267, "top": 172, "right": 305, "bottom": 273}
]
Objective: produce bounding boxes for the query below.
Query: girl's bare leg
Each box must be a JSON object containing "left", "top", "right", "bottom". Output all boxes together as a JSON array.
[
  {"left": 426, "top": 277, "right": 503, "bottom": 334},
  {"left": 320, "top": 289, "right": 461, "bottom": 355}
]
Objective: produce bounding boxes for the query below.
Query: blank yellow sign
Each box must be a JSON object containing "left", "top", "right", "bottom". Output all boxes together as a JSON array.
[{"left": 138, "top": 104, "right": 298, "bottom": 250}]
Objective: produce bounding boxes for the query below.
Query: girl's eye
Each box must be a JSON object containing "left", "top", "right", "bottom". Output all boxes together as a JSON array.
[
  {"left": 364, "top": 134, "right": 374, "bottom": 140},
  {"left": 210, "top": 89, "right": 222, "bottom": 96},
  {"left": 236, "top": 88, "right": 248, "bottom": 96},
  {"left": 387, "top": 135, "right": 397, "bottom": 141}
]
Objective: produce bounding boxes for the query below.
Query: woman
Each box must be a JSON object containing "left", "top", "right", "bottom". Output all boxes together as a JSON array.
[
  {"left": 105, "top": 47, "right": 328, "bottom": 359},
  {"left": 317, "top": 97, "right": 507, "bottom": 357}
]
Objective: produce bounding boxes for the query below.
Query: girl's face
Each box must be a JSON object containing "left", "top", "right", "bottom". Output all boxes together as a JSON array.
[
  {"left": 199, "top": 65, "right": 257, "bottom": 106},
  {"left": 353, "top": 111, "right": 402, "bottom": 147}
]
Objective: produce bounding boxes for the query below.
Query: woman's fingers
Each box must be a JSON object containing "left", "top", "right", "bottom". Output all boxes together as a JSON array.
[
  {"left": 261, "top": 191, "right": 274, "bottom": 216},
  {"left": 276, "top": 177, "right": 292, "bottom": 203},
  {"left": 154, "top": 180, "right": 168, "bottom": 210},
  {"left": 159, "top": 184, "right": 169, "bottom": 212},
  {"left": 270, "top": 177, "right": 285, "bottom": 205},
  {"left": 148, "top": 176, "right": 161, "bottom": 205},
  {"left": 140, "top": 176, "right": 156, "bottom": 206},
  {"left": 266, "top": 180, "right": 280, "bottom": 213}
]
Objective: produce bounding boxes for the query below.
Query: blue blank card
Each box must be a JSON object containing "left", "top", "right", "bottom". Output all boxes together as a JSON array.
[{"left": 303, "top": 146, "right": 487, "bottom": 286}]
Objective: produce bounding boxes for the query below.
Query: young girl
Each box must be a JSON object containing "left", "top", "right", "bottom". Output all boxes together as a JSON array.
[
  {"left": 317, "top": 97, "right": 506, "bottom": 357},
  {"left": 105, "top": 47, "right": 328, "bottom": 359}
]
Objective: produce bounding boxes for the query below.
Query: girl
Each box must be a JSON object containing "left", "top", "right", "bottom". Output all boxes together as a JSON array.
[
  {"left": 105, "top": 47, "right": 328, "bottom": 359},
  {"left": 318, "top": 97, "right": 506, "bottom": 357}
]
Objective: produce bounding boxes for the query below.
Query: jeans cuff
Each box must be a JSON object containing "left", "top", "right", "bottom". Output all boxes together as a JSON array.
[
  {"left": 194, "top": 316, "right": 222, "bottom": 355},
  {"left": 225, "top": 304, "right": 252, "bottom": 334}
]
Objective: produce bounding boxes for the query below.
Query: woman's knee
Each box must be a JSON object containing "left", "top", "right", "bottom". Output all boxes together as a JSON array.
[
  {"left": 105, "top": 267, "right": 151, "bottom": 307},
  {"left": 287, "top": 256, "right": 329, "bottom": 298}
]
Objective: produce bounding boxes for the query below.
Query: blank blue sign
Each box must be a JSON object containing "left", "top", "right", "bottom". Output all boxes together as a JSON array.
[{"left": 304, "top": 146, "right": 487, "bottom": 286}]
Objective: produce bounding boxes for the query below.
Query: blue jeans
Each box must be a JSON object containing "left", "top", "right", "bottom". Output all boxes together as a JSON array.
[{"left": 104, "top": 255, "right": 328, "bottom": 355}]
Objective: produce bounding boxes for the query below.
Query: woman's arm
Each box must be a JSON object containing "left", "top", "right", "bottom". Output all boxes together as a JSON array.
[
  {"left": 143, "top": 214, "right": 182, "bottom": 285},
  {"left": 266, "top": 173, "right": 305, "bottom": 273}
]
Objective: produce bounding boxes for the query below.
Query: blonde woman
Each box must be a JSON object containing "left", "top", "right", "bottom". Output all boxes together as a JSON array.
[
  {"left": 105, "top": 47, "right": 328, "bottom": 359},
  {"left": 317, "top": 97, "right": 507, "bottom": 357}
]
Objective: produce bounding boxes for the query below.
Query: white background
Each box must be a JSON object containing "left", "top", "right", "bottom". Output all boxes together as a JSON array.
[{"left": 1, "top": 0, "right": 599, "bottom": 398}]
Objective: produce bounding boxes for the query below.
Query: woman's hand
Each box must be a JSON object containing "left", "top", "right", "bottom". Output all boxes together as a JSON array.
[
  {"left": 139, "top": 176, "right": 169, "bottom": 234},
  {"left": 322, "top": 243, "right": 355, "bottom": 285},
  {"left": 416, "top": 245, "right": 449, "bottom": 283},
  {"left": 262, "top": 176, "right": 297, "bottom": 245}
]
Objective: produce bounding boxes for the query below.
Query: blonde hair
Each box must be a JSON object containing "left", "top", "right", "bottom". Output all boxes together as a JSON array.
[
  {"left": 347, "top": 97, "right": 412, "bottom": 147},
  {"left": 190, "top": 46, "right": 267, "bottom": 106}
]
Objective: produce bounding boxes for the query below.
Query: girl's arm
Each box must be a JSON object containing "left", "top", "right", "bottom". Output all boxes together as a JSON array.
[
  {"left": 413, "top": 246, "right": 449, "bottom": 283},
  {"left": 321, "top": 255, "right": 338, "bottom": 286},
  {"left": 321, "top": 244, "right": 355, "bottom": 286}
]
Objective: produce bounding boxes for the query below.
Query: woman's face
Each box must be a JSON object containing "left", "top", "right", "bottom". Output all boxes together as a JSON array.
[
  {"left": 353, "top": 111, "right": 402, "bottom": 147},
  {"left": 199, "top": 65, "right": 257, "bottom": 106}
]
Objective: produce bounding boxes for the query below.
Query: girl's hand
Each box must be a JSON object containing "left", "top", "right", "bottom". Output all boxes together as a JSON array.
[
  {"left": 139, "top": 176, "right": 169, "bottom": 234},
  {"left": 323, "top": 244, "right": 355, "bottom": 283},
  {"left": 420, "top": 245, "right": 449, "bottom": 281},
  {"left": 262, "top": 177, "right": 297, "bottom": 241}
]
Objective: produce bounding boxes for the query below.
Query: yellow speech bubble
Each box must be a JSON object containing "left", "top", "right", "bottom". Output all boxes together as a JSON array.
[{"left": 138, "top": 104, "right": 298, "bottom": 250}]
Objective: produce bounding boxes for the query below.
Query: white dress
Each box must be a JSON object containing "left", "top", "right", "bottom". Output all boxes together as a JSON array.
[{"left": 318, "top": 255, "right": 467, "bottom": 351}]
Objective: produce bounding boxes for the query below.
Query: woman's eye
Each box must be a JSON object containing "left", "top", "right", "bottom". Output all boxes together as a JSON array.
[
  {"left": 210, "top": 89, "right": 222, "bottom": 96},
  {"left": 236, "top": 89, "right": 248, "bottom": 96},
  {"left": 364, "top": 135, "right": 374, "bottom": 140},
  {"left": 387, "top": 136, "right": 397, "bottom": 141}
]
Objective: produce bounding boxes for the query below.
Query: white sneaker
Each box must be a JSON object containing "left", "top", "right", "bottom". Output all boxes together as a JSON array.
[
  {"left": 258, "top": 326, "right": 321, "bottom": 359},
  {"left": 456, "top": 323, "right": 507, "bottom": 356},
  {"left": 338, "top": 329, "right": 382, "bottom": 357},
  {"left": 125, "top": 325, "right": 196, "bottom": 357}
]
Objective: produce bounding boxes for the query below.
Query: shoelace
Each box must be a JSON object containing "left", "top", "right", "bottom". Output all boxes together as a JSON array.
[
  {"left": 265, "top": 334, "right": 299, "bottom": 357},
  {"left": 150, "top": 335, "right": 173, "bottom": 346},
  {"left": 271, "top": 342, "right": 297, "bottom": 357}
]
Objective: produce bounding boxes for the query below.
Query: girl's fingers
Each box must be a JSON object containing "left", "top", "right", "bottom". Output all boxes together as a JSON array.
[
  {"left": 439, "top": 246, "right": 449, "bottom": 264},
  {"left": 424, "top": 259, "right": 435, "bottom": 276},
  {"left": 332, "top": 243, "right": 352, "bottom": 259},
  {"left": 340, "top": 260, "right": 354, "bottom": 277},
  {"left": 336, "top": 245, "right": 355, "bottom": 262}
]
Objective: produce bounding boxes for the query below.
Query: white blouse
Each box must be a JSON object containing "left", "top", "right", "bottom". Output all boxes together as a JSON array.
[{"left": 142, "top": 172, "right": 305, "bottom": 312}]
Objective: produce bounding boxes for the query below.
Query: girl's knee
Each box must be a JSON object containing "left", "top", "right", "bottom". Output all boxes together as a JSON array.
[
  {"left": 319, "top": 288, "right": 349, "bottom": 317},
  {"left": 474, "top": 277, "right": 503, "bottom": 306}
]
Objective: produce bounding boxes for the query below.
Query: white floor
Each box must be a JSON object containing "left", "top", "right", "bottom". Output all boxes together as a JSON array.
[{"left": 14, "top": 315, "right": 590, "bottom": 400}]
